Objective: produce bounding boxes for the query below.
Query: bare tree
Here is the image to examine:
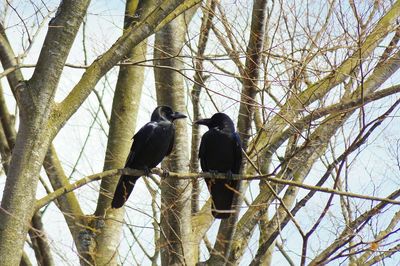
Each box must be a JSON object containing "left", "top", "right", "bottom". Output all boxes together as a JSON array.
[
  {"left": 0, "top": 1, "right": 200, "bottom": 265},
  {"left": 0, "top": 0, "right": 399, "bottom": 265}
]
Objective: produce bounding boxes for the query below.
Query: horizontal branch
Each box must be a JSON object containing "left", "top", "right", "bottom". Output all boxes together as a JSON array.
[{"left": 35, "top": 167, "right": 400, "bottom": 212}]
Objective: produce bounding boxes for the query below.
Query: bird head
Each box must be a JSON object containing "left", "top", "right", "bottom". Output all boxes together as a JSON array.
[
  {"left": 195, "top": 112, "right": 235, "bottom": 132},
  {"left": 151, "top": 106, "right": 187, "bottom": 122}
]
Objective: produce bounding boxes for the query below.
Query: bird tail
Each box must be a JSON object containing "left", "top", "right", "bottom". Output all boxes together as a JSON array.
[
  {"left": 208, "top": 179, "right": 239, "bottom": 219},
  {"left": 111, "top": 175, "right": 139, "bottom": 208}
]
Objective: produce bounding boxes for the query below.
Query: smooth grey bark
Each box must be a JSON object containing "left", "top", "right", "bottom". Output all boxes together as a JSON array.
[{"left": 154, "top": 8, "right": 198, "bottom": 265}]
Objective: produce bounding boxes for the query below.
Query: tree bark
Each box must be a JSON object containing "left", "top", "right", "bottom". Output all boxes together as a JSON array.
[
  {"left": 154, "top": 7, "right": 198, "bottom": 265},
  {"left": 92, "top": 1, "right": 151, "bottom": 264},
  {"left": 0, "top": 1, "right": 90, "bottom": 264},
  {"left": 0, "top": 1, "right": 201, "bottom": 265},
  {"left": 190, "top": 0, "right": 216, "bottom": 215},
  {"left": 248, "top": 0, "right": 400, "bottom": 160},
  {"left": 228, "top": 2, "right": 400, "bottom": 263},
  {"left": 28, "top": 212, "right": 55, "bottom": 266},
  {"left": 209, "top": 0, "right": 268, "bottom": 264}
]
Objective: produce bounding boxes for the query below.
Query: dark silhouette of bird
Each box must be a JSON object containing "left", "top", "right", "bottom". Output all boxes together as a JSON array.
[
  {"left": 196, "top": 113, "right": 242, "bottom": 219},
  {"left": 111, "top": 106, "right": 187, "bottom": 208}
]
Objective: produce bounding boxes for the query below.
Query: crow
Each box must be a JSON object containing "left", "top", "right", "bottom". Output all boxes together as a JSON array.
[
  {"left": 111, "top": 106, "right": 187, "bottom": 208},
  {"left": 196, "top": 113, "right": 242, "bottom": 219}
]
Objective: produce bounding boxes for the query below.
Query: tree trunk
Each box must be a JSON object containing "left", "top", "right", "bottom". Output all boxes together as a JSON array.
[
  {"left": 0, "top": 119, "right": 53, "bottom": 265},
  {"left": 0, "top": 1, "right": 90, "bottom": 264},
  {"left": 209, "top": 0, "right": 268, "bottom": 264},
  {"left": 0, "top": 1, "right": 200, "bottom": 265},
  {"left": 92, "top": 1, "right": 151, "bottom": 264},
  {"left": 154, "top": 8, "right": 198, "bottom": 265}
]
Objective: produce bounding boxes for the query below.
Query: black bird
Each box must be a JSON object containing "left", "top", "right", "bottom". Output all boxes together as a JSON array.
[
  {"left": 196, "top": 113, "right": 242, "bottom": 219},
  {"left": 111, "top": 106, "right": 187, "bottom": 208}
]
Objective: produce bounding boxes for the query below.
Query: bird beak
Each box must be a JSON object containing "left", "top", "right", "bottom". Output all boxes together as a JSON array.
[
  {"left": 171, "top": 112, "right": 187, "bottom": 120},
  {"left": 195, "top": 118, "right": 211, "bottom": 126}
]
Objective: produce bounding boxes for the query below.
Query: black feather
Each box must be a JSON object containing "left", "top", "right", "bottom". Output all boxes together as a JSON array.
[
  {"left": 196, "top": 113, "right": 242, "bottom": 219},
  {"left": 111, "top": 106, "right": 186, "bottom": 208}
]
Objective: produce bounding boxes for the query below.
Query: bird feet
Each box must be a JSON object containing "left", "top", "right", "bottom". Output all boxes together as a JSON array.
[
  {"left": 226, "top": 170, "right": 233, "bottom": 179},
  {"left": 208, "top": 170, "right": 219, "bottom": 178},
  {"left": 143, "top": 166, "right": 152, "bottom": 176}
]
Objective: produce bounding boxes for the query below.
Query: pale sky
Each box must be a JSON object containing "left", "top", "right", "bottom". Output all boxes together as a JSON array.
[{"left": 1, "top": 1, "right": 399, "bottom": 265}]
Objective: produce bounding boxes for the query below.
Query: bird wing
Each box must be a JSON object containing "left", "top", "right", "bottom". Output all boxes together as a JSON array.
[
  {"left": 198, "top": 131, "right": 209, "bottom": 171},
  {"left": 232, "top": 132, "right": 242, "bottom": 174},
  {"left": 125, "top": 122, "right": 157, "bottom": 167},
  {"left": 165, "top": 124, "right": 175, "bottom": 156}
]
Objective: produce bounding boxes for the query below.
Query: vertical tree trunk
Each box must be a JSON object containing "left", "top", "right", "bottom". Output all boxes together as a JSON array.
[
  {"left": 0, "top": 1, "right": 199, "bottom": 265},
  {"left": 29, "top": 212, "right": 55, "bottom": 266},
  {"left": 190, "top": 0, "right": 216, "bottom": 215},
  {"left": 209, "top": 0, "right": 268, "bottom": 264},
  {"left": 0, "top": 1, "right": 90, "bottom": 264},
  {"left": 92, "top": 1, "right": 153, "bottom": 265},
  {"left": 0, "top": 120, "right": 53, "bottom": 265},
  {"left": 93, "top": 41, "right": 147, "bottom": 264},
  {"left": 154, "top": 8, "right": 198, "bottom": 265}
]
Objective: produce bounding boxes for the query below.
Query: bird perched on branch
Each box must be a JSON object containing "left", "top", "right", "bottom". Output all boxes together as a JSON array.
[
  {"left": 196, "top": 113, "right": 242, "bottom": 219},
  {"left": 111, "top": 106, "right": 187, "bottom": 208}
]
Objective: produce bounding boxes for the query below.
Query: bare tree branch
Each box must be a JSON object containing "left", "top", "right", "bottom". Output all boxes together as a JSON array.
[{"left": 35, "top": 167, "right": 400, "bottom": 213}]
